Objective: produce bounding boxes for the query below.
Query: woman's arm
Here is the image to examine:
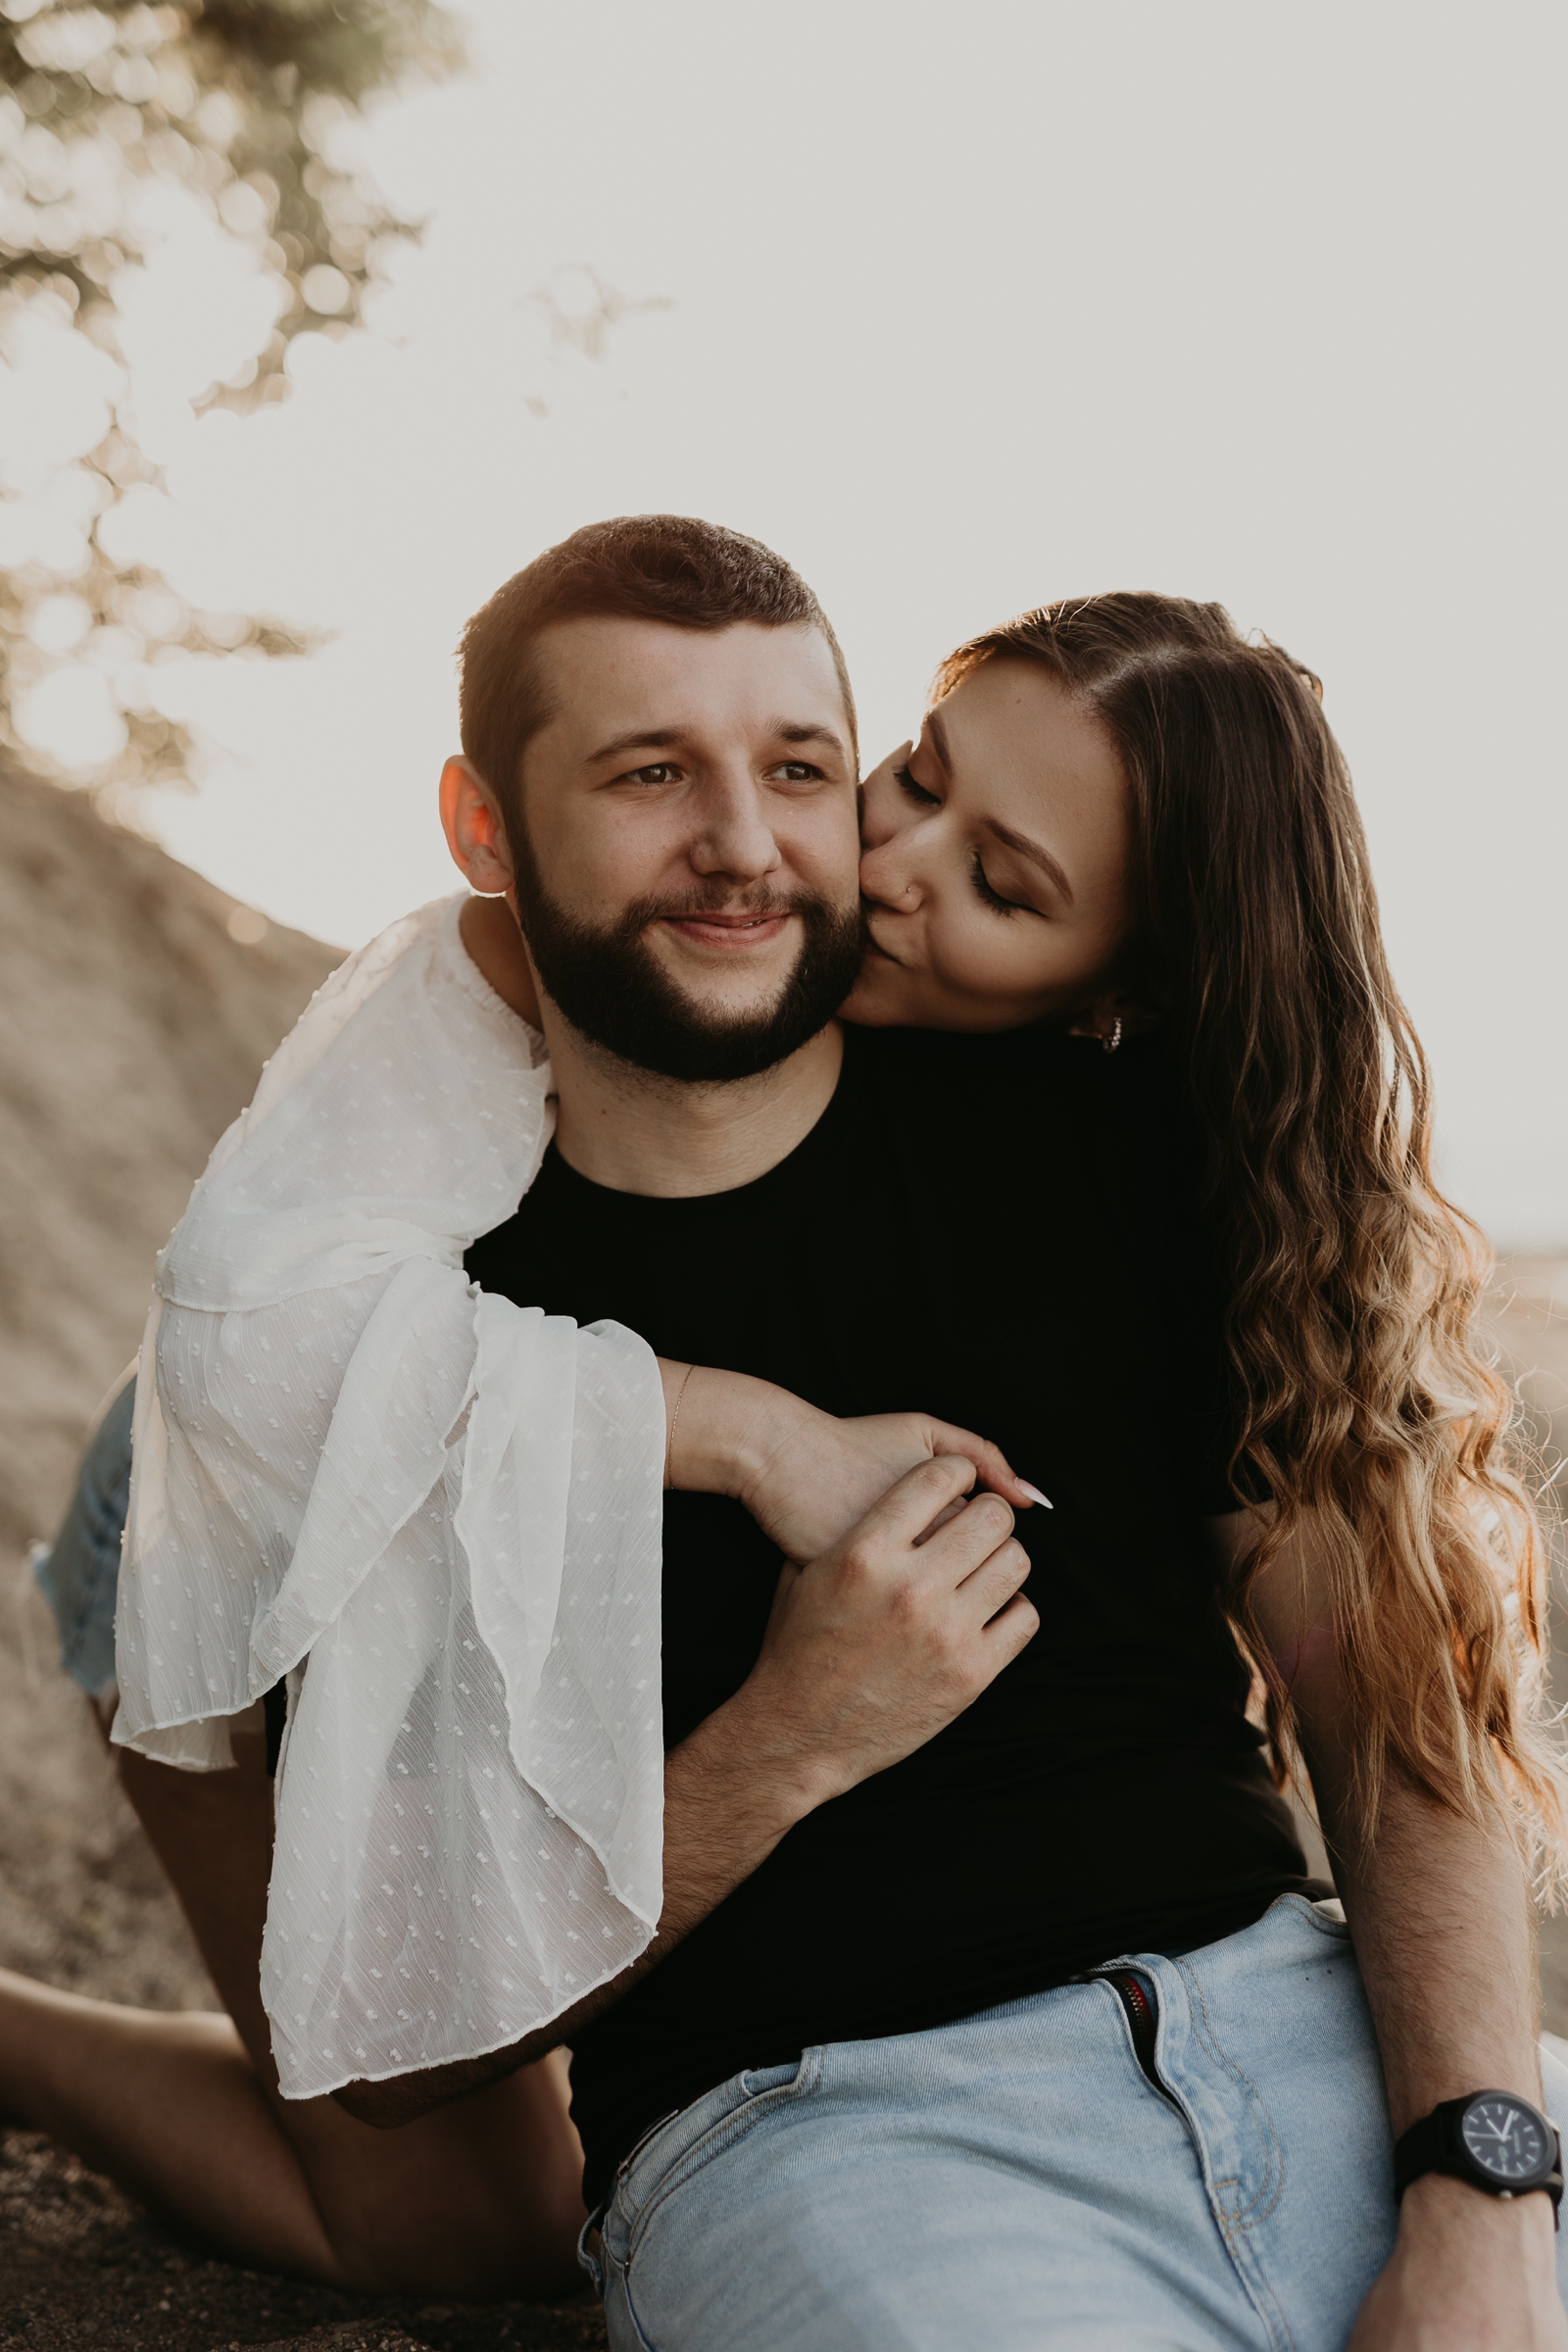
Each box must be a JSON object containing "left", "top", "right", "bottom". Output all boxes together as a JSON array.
[
  {"left": 658, "top": 1358, "right": 1049, "bottom": 1563},
  {"left": 1212, "top": 1508, "right": 1564, "bottom": 2352}
]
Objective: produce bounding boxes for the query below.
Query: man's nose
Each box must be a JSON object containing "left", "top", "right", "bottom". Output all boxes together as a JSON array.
[{"left": 688, "top": 772, "right": 783, "bottom": 884}]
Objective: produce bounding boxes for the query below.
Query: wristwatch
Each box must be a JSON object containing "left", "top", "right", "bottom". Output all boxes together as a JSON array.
[{"left": 1394, "top": 2091, "right": 1563, "bottom": 2222}]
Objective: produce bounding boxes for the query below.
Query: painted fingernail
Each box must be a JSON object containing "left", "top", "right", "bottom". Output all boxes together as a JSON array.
[{"left": 1018, "top": 1482, "right": 1054, "bottom": 1509}]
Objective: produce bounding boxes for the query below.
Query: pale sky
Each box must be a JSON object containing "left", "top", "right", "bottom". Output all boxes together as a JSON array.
[{"left": 13, "top": 0, "right": 1567, "bottom": 1246}]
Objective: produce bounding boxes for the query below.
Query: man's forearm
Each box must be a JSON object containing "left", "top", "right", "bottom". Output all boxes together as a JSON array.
[
  {"left": 335, "top": 1687, "right": 820, "bottom": 2128},
  {"left": 1218, "top": 1507, "right": 1562, "bottom": 2344},
  {"left": 1312, "top": 1748, "right": 1561, "bottom": 2348},
  {"left": 1323, "top": 1759, "right": 1541, "bottom": 2132},
  {"left": 1223, "top": 1508, "right": 1544, "bottom": 2123}
]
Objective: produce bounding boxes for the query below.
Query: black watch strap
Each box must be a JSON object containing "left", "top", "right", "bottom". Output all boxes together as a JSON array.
[
  {"left": 1392, "top": 2106, "right": 1459, "bottom": 2197},
  {"left": 1394, "top": 2093, "right": 1564, "bottom": 2216}
]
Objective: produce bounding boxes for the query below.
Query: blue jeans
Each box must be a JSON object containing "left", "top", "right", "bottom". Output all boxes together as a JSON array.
[
  {"left": 31, "top": 1367, "right": 136, "bottom": 1698},
  {"left": 584, "top": 1892, "right": 1568, "bottom": 2351}
]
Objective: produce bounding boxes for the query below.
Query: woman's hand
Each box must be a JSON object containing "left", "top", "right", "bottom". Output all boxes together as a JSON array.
[{"left": 661, "top": 1361, "right": 1047, "bottom": 1564}]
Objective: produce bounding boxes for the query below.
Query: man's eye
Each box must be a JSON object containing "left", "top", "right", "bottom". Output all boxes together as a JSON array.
[
  {"left": 772, "top": 760, "right": 824, "bottom": 782},
  {"left": 626, "top": 763, "right": 679, "bottom": 785},
  {"left": 895, "top": 763, "right": 940, "bottom": 808}
]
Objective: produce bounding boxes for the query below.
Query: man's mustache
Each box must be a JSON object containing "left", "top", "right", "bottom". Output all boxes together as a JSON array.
[{"left": 627, "top": 887, "right": 819, "bottom": 926}]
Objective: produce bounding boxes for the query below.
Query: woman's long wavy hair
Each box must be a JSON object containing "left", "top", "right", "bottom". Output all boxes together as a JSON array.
[{"left": 933, "top": 594, "right": 1564, "bottom": 1877}]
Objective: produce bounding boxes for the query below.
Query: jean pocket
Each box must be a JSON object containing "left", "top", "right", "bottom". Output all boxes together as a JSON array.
[
  {"left": 619, "top": 2048, "right": 821, "bottom": 2276},
  {"left": 575, "top": 2208, "right": 606, "bottom": 2296}
]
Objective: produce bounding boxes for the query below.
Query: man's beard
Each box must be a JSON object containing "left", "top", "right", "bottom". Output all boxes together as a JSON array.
[{"left": 514, "top": 869, "right": 867, "bottom": 1084}]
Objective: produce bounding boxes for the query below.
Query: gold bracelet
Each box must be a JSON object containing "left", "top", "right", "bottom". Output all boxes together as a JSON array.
[{"left": 664, "top": 1362, "right": 697, "bottom": 1490}]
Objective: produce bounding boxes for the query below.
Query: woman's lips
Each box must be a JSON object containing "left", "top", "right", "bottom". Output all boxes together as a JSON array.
[{"left": 861, "top": 914, "right": 905, "bottom": 965}]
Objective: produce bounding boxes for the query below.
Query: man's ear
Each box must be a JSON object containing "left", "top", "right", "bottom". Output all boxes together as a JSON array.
[{"left": 439, "top": 756, "right": 515, "bottom": 899}]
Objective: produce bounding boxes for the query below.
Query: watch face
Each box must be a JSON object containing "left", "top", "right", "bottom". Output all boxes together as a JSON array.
[{"left": 1460, "top": 2097, "right": 1551, "bottom": 2183}]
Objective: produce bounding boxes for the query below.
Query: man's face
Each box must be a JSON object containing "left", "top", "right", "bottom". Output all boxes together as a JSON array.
[{"left": 509, "top": 616, "right": 864, "bottom": 1082}]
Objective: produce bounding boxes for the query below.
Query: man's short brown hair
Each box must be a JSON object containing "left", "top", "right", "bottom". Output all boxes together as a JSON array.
[{"left": 457, "top": 514, "right": 857, "bottom": 816}]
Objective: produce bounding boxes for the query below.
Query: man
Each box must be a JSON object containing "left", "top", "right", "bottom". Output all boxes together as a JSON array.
[{"left": 343, "top": 514, "right": 1564, "bottom": 2349}]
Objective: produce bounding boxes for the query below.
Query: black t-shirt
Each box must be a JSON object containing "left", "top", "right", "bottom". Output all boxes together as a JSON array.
[{"left": 465, "top": 1023, "right": 1315, "bottom": 2204}]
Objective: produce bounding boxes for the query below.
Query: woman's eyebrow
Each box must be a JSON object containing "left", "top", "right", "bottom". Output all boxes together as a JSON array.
[
  {"left": 983, "top": 819, "right": 1075, "bottom": 906},
  {"left": 926, "top": 710, "right": 954, "bottom": 772}
]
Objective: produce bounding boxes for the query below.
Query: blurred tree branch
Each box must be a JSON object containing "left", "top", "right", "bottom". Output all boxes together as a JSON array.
[{"left": 0, "top": 0, "right": 462, "bottom": 803}]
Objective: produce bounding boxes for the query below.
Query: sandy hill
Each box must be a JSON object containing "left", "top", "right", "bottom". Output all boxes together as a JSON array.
[
  {"left": 0, "top": 761, "right": 346, "bottom": 2022},
  {"left": 0, "top": 761, "right": 345, "bottom": 1560}
]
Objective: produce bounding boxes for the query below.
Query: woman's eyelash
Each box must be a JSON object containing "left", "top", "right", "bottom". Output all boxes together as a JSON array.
[
  {"left": 895, "top": 763, "right": 940, "bottom": 808},
  {"left": 891, "top": 760, "right": 1030, "bottom": 917},
  {"left": 970, "top": 851, "right": 1022, "bottom": 916}
]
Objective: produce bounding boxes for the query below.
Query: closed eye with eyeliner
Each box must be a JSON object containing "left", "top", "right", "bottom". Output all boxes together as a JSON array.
[{"left": 896, "top": 763, "right": 1049, "bottom": 919}]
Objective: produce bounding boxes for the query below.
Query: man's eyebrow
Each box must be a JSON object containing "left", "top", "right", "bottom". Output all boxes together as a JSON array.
[
  {"left": 584, "top": 721, "right": 847, "bottom": 764},
  {"left": 584, "top": 727, "right": 683, "bottom": 765},
  {"left": 984, "top": 819, "right": 1076, "bottom": 906},
  {"left": 774, "top": 722, "right": 846, "bottom": 754}
]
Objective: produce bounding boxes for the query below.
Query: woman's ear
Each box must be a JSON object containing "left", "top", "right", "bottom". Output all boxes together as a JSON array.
[
  {"left": 438, "top": 756, "right": 515, "bottom": 898},
  {"left": 1067, "top": 988, "right": 1161, "bottom": 1047}
]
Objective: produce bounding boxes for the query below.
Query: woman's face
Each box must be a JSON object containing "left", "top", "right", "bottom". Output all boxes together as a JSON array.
[{"left": 845, "top": 656, "right": 1134, "bottom": 1033}]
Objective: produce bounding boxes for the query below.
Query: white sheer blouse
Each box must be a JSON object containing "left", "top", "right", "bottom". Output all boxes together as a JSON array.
[{"left": 113, "top": 895, "right": 667, "bottom": 2101}]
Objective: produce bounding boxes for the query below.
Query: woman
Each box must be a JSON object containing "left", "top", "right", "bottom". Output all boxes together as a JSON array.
[{"left": 14, "top": 591, "right": 1560, "bottom": 2313}]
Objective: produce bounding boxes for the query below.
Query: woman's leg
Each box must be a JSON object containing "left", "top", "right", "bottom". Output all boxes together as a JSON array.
[
  {"left": 0, "top": 1725, "right": 588, "bottom": 2299},
  {"left": 0, "top": 1973, "right": 342, "bottom": 2279}
]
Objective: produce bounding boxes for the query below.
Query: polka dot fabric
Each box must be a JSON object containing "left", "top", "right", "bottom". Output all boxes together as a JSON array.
[{"left": 114, "top": 896, "right": 665, "bottom": 2099}]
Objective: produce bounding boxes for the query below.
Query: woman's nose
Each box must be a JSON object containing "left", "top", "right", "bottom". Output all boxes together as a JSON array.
[{"left": 859, "top": 836, "right": 922, "bottom": 910}]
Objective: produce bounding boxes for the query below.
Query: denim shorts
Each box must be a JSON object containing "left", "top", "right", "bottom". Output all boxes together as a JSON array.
[
  {"left": 31, "top": 1365, "right": 136, "bottom": 1699},
  {"left": 583, "top": 1892, "right": 1568, "bottom": 2352}
]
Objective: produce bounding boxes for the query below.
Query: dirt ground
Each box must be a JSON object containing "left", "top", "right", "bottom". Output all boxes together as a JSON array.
[
  {"left": 2, "top": 772, "right": 1564, "bottom": 2345},
  {"left": 0, "top": 2132, "right": 608, "bottom": 2352}
]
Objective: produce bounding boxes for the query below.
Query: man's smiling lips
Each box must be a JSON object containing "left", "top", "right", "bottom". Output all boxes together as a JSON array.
[{"left": 660, "top": 910, "right": 794, "bottom": 951}]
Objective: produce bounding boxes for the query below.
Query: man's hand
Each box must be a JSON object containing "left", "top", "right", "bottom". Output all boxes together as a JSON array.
[
  {"left": 1348, "top": 2176, "right": 1564, "bottom": 2351},
  {"left": 337, "top": 1455, "right": 1035, "bottom": 2129},
  {"left": 728, "top": 1450, "right": 1039, "bottom": 1808},
  {"left": 661, "top": 1361, "right": 1046, "bottom": 1563}
]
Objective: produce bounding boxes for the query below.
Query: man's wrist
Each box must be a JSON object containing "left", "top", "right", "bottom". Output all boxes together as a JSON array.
[
  {"left": 689, "top": 1674, "right": 845, "bottom": 1838},
  {"left": 1399, "top": 2166, "right": 1558, "bottom": 2248}
]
